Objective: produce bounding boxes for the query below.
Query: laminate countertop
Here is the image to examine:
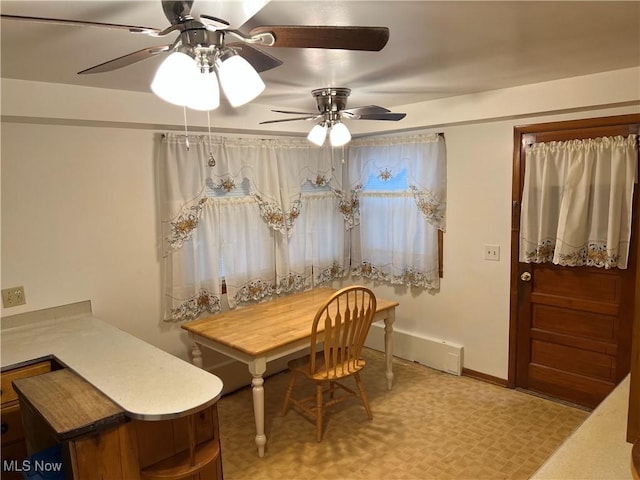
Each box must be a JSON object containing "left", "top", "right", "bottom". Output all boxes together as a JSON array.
[{"left": 1, "top": 301, "right": 223, "bottom": 421}]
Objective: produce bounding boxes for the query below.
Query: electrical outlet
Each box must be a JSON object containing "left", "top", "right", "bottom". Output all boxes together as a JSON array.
[
  {"left": 484, "top": 245, "right": 500, "bottom": 261},
  {"left": 2, "top": 286, "right": 26, "bottom": 308}
]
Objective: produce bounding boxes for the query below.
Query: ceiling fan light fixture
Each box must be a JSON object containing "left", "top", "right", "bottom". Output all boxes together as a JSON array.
[
  {"left": 185, "top": 70, "right": 220, "bottom": 111},
  {"left": 307, "top": 123, "right": 328, "bottom": 146},
  {"left": 217, "top": 51, "right": 265, "bottom": 107},
  {"left": 329, "top": 121, "right": 351, "bottom": 147},
  {"left": 151, "top": 46, "right": 265, "bottom": 111},
  {"left": 151, "top": 51, "right": 198, "bottom": 107}
]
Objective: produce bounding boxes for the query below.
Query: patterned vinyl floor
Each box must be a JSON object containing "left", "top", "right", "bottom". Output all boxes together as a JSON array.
[{"left": 217, "top": 348, "right": 588, "bottom": 480}]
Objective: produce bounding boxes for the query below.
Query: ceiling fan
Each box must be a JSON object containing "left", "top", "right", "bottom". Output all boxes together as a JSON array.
[
  {"left": 1, "top": 1, "right": 391, "bottom": 109},
  {"left": 261, "top": 87, "right": 406, "bottom": 146}
]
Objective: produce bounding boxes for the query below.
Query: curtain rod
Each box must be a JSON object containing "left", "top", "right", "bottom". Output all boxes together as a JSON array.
[{"left": 162, "top": 131, "right": 446, "bottom": 141}]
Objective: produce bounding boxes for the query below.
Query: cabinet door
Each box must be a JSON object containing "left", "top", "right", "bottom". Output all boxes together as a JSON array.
[
  {"left": 1, "top": 403, "right": 25, "bottom": 445},
  {"left": 0, "top": 440, "right": 28, "bottom": 480},
  {"left": 1, "top": 362, "right": 52, "bottom": 480},
  {"left": 69, "top": 422, "right": 140, "bottom": 480}
]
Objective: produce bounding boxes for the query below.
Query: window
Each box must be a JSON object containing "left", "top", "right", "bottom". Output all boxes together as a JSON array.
[
  {"left": 288, "top": 181, "right": 347, "bottom": 285},
  {"left": 159, "top": 133, "right": 446, "bottom": 321},
  {"left": 211, "top": 179, "right": 345, "bottom": 297},
  {"left": 159, "top": 134, "right": 347, "bottom": 320},
  {"left": 348, "top": 134, "right": 446, "bottom": 290}
]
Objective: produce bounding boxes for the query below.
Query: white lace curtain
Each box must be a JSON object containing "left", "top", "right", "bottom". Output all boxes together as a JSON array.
[
  {"left": 347, "top": 133, "right": 447, "bottom": 290},
  {"left": 159, "top": 134, "right": 346, "bottom": 321},
  {"left": 520, "top": 134, "right": 638, "bottom": 269}
]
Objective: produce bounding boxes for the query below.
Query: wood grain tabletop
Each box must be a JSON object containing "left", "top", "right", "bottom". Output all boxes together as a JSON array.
[{"left": 181, "top": 287, "right": 398, "bottom": 356}]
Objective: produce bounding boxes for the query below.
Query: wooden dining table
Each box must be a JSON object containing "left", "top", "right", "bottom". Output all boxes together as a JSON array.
[{"left": 181, "top": 286, "right": 399, "bottom": 457}]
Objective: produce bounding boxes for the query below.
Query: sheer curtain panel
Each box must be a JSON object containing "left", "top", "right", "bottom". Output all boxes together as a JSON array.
[
  {"left": 159, "top": 134, "right": 347, "bottom": 321},
  {"left": 520, "top": 134, "right": 638, "bottom": 269},
  {"left": 348, "top": 133, "right": 446, "bottom": 290}
]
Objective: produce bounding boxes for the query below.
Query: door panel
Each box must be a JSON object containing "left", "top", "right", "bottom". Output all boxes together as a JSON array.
[
  {"left": 533, "top": 266, "right": 621, "bottom": 302},
  {"left": 531, "top": 340, "right": 613, "bottom": 380},
  {"left": 518, "top": 262, "right": 630, "bottom": 407},
  {"left": 527, "top": 364, "right": 615, "bottom": 407},
  {"left": 511, "top": 115, "right": 640, "bottom": 409},
  {"left": 532, "top": 305, "right": 615, "bottom": 342}
]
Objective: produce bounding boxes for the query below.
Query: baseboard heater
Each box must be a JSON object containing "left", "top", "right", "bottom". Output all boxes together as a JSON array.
[{"left": 365, "top": 322, "right": 464, "bottom": 376}]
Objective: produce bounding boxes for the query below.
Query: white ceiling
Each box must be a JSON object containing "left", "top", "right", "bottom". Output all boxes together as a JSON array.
[{"left": 1, "top": 0, "right": 639, "bottom": 119}]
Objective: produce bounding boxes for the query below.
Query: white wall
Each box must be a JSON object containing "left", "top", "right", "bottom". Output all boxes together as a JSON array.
[
  {"left": 330, "top": 105, "right": 640, "bottom": 379},
  {"left": 0, "top": 125, "right": 192, "bottom": 357},
  {"left": 2, "top": 69, "right": 639, "bottom": 383}
]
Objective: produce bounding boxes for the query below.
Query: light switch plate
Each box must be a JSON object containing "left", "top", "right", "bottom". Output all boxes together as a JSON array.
[{"left": 484, "top": 245, "right": 500, "bottom": 261}]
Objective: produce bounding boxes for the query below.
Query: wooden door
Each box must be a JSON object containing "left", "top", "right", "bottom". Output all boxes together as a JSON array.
[{"left": 509, "top": 115, "right": 640, "bottom": 409}]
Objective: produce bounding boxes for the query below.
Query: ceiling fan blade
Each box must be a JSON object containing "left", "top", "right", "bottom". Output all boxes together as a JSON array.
[
  {"left": 0, "top": 14, "right": 160, "bottom": 35},
  {"left": 200, "top": 14, "right": 230, "bottom": 27},
  {"left": 259, "top": 116, "right": 317, "bottom": 124},
  {"left": 356, "top": 113, "right": 407, "bottom": 121},
  {"left": 154, "top": 23, "right": 184, "bottom": 37},
  {"left": 343, "top": 105, "right": 391, "bottom": 116},
  {"left": 78, "top": 45, "right": 171, "bottom": 75},
  {"left": 226, "top": 43, "right": 283, "bottom": 73},
  {"left": 248, "top": 26, "right": 390, "bottom": 51},
  {"left": 271, "top": 110, "right": 319, "bottom": 115}
]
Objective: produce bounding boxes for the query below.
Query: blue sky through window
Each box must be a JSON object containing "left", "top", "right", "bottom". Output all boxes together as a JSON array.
[{"left": 363, "top": 168, "right": 408, "bottom": 191}]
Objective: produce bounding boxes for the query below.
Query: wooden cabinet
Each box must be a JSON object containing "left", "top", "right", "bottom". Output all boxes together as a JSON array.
[
  {"left": 12, "top": 368, "right": 223, "bottom": 480},
  {"left": 1, "top": 361, "right": 51, "bottom": 480},
  {"left": 1, "top": 404, "right": 28, "bottom": 480},
  {"left": 135, "top": 405, "right": 223, "bottom": 480},
  {"left": 67, "top": 403, "right": 224, "bottom": 480}
]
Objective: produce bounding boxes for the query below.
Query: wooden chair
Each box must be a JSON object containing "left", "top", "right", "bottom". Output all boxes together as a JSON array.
[{"left": 280, "top": 286, "right": 377, "bottom": 441}]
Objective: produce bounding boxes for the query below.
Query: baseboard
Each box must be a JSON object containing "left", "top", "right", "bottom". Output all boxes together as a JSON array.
[
  {"left": 365, "top": 322, "right": 464, "bottom": 375},
  {"left": 462, "top": 368, "right": 508, "bottom": 387}
]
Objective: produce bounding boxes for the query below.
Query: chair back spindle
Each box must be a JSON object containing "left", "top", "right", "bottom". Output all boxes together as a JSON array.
[{"left": 309, "top": 287, "right": 376, "bottom": 379}]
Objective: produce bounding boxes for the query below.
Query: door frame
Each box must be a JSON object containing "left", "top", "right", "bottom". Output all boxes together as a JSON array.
[{"left": 508, "top": 113, "right": 640, "bottom": 388}]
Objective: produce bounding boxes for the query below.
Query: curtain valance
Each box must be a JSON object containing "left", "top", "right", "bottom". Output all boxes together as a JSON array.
[
  {"left": 161, "top": 133, "right": 342, "bottom": 251},
  {"left": 348, "top": 133, "right": 446, "bottom": 231}
]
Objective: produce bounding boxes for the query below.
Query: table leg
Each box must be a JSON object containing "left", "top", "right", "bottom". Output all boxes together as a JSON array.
[
  {"left": 384, "top": 310, "right": 396, "bottom": 389},
  {"left": 191, "top": 342, "right": 203, "bottom": 369},
  {"left": 249, "top": 358, "right": 267, "bottom": 457}
]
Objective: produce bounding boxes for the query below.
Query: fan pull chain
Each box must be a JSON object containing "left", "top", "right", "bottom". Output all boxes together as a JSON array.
[
  {"left": 207, "top": 110, "right": 216, "bottom": 167},
  {"left": 183, "top": 106, "right": 190, "bottom": 151}
]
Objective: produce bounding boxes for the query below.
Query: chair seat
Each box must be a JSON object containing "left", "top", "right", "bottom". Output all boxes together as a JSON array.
[{"left": 288, "top": 352, "right": 367, "bottom": 381}]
